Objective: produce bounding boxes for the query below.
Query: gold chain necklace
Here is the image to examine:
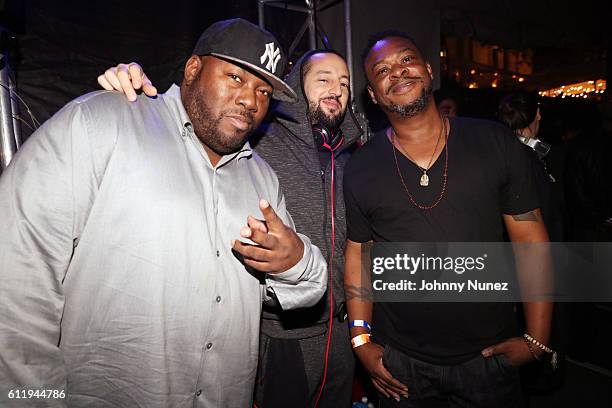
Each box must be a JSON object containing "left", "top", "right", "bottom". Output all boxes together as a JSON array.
[
  {"left": 390, "top": 117, "right": 449, "bottom": 210},
  {"left": 390, "top": 119, "right": 443, "bottom": 187}
]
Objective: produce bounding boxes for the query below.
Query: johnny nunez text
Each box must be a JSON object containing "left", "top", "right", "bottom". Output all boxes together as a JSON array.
[{"left": 372, "top": 279, "right": 509, "bottom": 292}]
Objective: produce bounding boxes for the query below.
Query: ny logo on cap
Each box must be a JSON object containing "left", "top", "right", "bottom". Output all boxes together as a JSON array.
[{"left": 260, "top": 42, "right": 281, "bottom": 74}]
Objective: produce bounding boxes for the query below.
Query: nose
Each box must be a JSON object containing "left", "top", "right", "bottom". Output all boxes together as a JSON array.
[
  {"left": 328, "top": 80, "right": 342, "bottom": 97},
  {"left": 389, "top": 63, "right": 408, "bottom": 80},
  {"left": 235, "top": 86, "right": 258, "bottom": 112}
]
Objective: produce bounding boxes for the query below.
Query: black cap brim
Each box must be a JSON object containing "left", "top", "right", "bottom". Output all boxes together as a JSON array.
[{"left": 211, "top": 52, "right": 297, "bottom": 103}]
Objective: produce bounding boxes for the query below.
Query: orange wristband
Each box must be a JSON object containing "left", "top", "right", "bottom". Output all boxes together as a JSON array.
[{"left": 351, "top": 333, "right": 371, "bottom": 349}]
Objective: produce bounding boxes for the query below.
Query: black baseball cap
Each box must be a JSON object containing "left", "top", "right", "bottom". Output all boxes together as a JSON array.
[{"left": 192, "top": 18, "right": 297, "bottom": 102}]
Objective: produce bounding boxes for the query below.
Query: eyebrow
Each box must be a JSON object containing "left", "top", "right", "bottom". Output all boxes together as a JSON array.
[
  {"left": 227, "top": 65, "right": 272, "bottom": 88},
  {"left": 314, "top": 70, "right": 350, "bottom": 81},
  {"left": 370, "top": 47, "right": 417, "bottom": 72}
]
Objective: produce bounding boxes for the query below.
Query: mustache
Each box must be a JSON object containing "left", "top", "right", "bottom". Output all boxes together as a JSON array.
[
  {"left": 386, "top": 77, "right": 423, "bottom": 95},
  {"left": 319, "top": 96, "right": 340, "bottom": 105},
  {"left": 221, "top": 109, "right": 254, "bottom": 125}
]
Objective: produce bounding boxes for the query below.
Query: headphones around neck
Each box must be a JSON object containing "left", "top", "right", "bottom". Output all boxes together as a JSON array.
[{"left": 312, "top": 125, "right": 345, "bottom": 152}]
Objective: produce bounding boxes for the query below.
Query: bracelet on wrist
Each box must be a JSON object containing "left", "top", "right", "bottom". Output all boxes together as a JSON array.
[
  {"left": 523, "top": 333, "right": 558, "bottom": 369},
  {"left": 522, "top": 336, "right": 541, "bottom": 361},
  {"left": 351, "top": 333, "right": 371, "bottom": 349},
  {"left": 349, "top": 319, "right": 372, "bottom": 332}
]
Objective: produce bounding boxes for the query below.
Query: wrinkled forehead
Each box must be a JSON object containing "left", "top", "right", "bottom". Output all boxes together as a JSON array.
[{"left": 365, "top": 36, "right": 420, "bottom": 69}]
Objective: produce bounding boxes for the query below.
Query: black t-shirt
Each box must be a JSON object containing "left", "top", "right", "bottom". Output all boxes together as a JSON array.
[{"left": 344, "top": 117, "right": 539, "bottom": 364}]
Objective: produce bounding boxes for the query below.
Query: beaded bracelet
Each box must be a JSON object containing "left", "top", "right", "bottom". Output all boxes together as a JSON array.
[
  {"left": 349, "top": 320, "right": 372, "bottom": 332},
  {"left": 523, "top": 333, "right": 558, "bottom": 369},
  {"left": 351, "top": 333, "right": 371, "bottom": 349},
  {"left": 522, "top": 336, "right": 541, "bottom": 361}
]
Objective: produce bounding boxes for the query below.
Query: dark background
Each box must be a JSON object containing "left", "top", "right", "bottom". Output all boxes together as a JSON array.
[
  {"left": 1, "top": 1, "right": 611, "bottom": 406},
  {"left": 4, "top": 0, "right": 607, "bottom": 139}
]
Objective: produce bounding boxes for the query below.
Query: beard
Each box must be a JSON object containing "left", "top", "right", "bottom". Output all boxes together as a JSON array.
[
  {"left": 308, "top": 97, "right": 346, "bottom": 130},
  {"left": 381, "top": 82, "right": 433, "bottom": 118},
  {"left": 183, "top": 75, "right": 255, "bottom": 157}
]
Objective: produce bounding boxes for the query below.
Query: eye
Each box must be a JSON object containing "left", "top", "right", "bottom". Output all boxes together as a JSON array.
[
  {"left": 341, "top": 83, "right": 349, "bottom": 89},
  {"left": 229, "top": 74, "right": 242, "bottom": 82},
  {"left": 376, "top": 67, "right": 389, "bottom": 77},
  {"left": 402, "top": 55, "right": 414, "bottom": 63},
  {"left": 318, "top": 78, "right": 328, "bottom": 83},
  {"left": 261, "top": 89, "right": 272, "bottom": 98}
]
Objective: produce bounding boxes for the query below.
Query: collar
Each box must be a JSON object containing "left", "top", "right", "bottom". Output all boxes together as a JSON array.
[
  {"left": 162, "top": 84, "right": 192, "bottom": 136},
  {"left": 217, "top": 142, "right": 253, "bottom": 168}
]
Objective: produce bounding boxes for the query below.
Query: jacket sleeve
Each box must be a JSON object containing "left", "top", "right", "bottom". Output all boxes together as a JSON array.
[
  {"left": 0, "top": 97, "right": 115, "bottom": 405},
  {"left": 263, "top": 184, "right": 328, "bottom": 311}
]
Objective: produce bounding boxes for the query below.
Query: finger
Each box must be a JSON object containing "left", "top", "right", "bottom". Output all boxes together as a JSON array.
[
  {"left": 116, "top": 64, "right": 138, "bottom": 102},
  {"left": 373, "top": 377, "right": 400, "bottom": 402},
  {"left": 377, "top": 368, "right": 409, "bottom": 396},
  {"left": 241, "top": 226, "right": 275, "bottom": 249},
  {"left": 103, "top": 67, "right": 123, "bottom": 92},
  {"left": 243, "top": 258, "right": 276, "bottom": 272},
  {"left": 97, "top": 75, "right": 114, "bottom": 91},
  {"left": 247, "top": 216, "right": 268, "bottom": 233},
  {"left": 259, "top": 199, "right": 284, "bottom": 231},
  {"left": 141, "top": 74, "right": 158, "bottom": 97},
  {"left": 482, "top": 341, "right": 509, "bottom": 357},
  {"left": 379, "top": 377, "right": 408, "bottom": 398},
  {"left": 127, "top": 63, "right": 144, "bottom": 90},
  {"left": 371, "top": 377, "right": 391, "bottom": 399},
  {"left": 232, "top": 240, "right": 271, "bottom": 263}
]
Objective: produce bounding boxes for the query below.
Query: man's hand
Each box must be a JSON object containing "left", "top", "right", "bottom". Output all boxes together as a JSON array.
[
  {"left": 232, "top": 199, "right": 304, "bottom": 274},
  {"left": 481, "top": 337, "right": 539, "bottom": 366},
  {"left": 355, "top": 342, "right": 409, "bottom": 402},
  {"left": 97, "top": 62, "right": 158, "bottom": 102}
]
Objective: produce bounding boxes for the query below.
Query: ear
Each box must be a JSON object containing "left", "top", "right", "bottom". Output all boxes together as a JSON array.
[
  {"left": 367, "top": 85, "right": 378, "bottom": 105},
  {"left": 183, "top": 56, "right": 203, "bottom": 86},
  {"left": 426, "top": 63, "right": 434, "bottom": 81}
]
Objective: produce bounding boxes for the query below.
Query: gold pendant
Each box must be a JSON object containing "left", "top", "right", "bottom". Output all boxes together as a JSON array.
[{"left": 420, "top": 172, "right": 429, "bottom": 187}]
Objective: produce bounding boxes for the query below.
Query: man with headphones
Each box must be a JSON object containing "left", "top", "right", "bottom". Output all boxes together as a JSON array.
[{"left": 98, "top": 49, "right": 365, "bottom": 407}]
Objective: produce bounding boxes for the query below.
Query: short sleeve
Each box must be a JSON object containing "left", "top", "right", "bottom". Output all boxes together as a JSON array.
[{"left": 501, "top": 131, "right": 540, "bottom": 215}]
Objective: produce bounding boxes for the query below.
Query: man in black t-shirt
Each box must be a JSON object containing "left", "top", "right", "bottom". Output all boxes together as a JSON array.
[{"left": 343, "top": 31, "right": 553, "bottom": 407}]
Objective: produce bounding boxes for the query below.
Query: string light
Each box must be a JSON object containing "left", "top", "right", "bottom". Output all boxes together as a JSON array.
[{"left": 539, "top": 79, "right": 606, "bottom": 98}]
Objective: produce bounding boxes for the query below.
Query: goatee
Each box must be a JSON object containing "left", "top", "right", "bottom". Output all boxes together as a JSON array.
[
  {"left": 308, "top": 97, "right": 345, "bottom": 130},
  {"left": 385, "top": 82, "right": 433, "bottom": 118}
]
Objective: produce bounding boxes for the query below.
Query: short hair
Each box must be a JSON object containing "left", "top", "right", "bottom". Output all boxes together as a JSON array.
[
  {"left": 497, "top": 92, "right": 539, "bottom": 131},
  {"left": 361, "top": 30, "right": 422, "bottom": 70}
]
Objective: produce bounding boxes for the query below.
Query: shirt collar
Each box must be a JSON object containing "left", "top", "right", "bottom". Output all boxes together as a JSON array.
[
  {"left": 216, "top": 141, "right": 252, "bottom": 168},
  {"left": 162, "top": 84, "right": 192, "bottom": 136}
]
